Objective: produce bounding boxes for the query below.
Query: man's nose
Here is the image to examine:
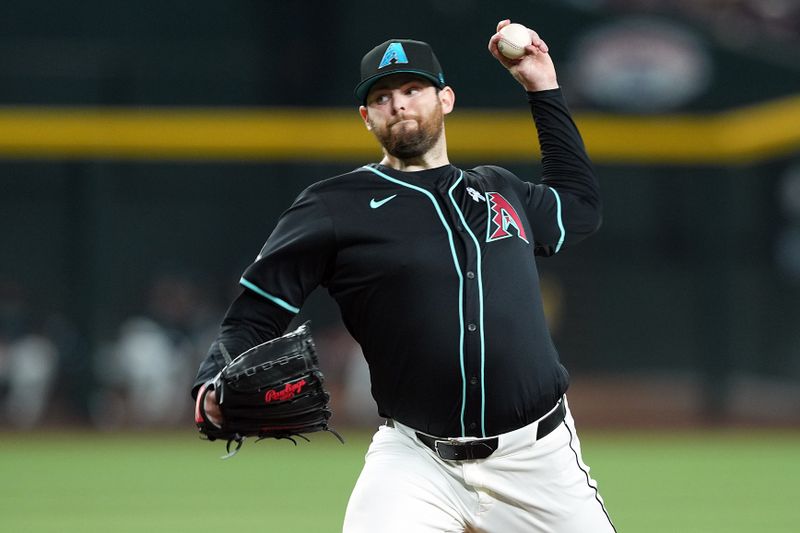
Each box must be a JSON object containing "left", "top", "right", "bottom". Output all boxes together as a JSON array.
[{"left": 391, "top": 93, "right": 407, "bottom": 112}]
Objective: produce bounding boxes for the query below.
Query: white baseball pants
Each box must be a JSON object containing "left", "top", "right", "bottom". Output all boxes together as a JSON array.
[{"left": 343, "top": 398, "right": 616, "bottom": 533}]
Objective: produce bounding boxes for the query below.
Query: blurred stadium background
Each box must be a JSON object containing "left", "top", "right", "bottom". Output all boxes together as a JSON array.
[{"left": 1, "top": 1, "right": 799, "bottom": 531}]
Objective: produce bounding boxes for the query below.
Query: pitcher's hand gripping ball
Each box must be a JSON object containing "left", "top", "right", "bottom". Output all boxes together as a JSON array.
[{"left": 195, "top": 322, "right": 343, "bottom": 457}]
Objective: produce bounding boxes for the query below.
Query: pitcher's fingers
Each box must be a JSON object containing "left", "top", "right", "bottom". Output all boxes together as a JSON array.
[
  {"left": 488, "top": 32, "right": 502, "bottom": 54},
  {"left": 487, "top": 32, "right": 505, "bottom": 59},
  {"left": 529, "top": 30, "right": 549, "bottom": 53}
]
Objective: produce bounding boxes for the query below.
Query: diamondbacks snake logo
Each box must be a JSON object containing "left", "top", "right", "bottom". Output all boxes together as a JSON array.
[{"left": 486, "top": 192, "right": 529, "bottom": 244}]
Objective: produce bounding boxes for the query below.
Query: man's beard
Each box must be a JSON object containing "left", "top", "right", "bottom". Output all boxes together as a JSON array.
[{"left": 370, "top": 104, "right": 444, "bottom": 160}]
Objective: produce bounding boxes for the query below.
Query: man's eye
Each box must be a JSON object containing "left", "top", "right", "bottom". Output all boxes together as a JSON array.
[
  {"left": 375, "top": 94, "right": 389, "bottom": 104},
  {"left": 407, "top": 87, "right": 420, "bottom": 95}
]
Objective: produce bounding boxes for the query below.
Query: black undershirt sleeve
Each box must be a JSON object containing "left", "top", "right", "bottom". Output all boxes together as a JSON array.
[
  {"left": 519, "top": 88, "right": 601, "bottom": 255},
  {"left": 527, "top": 88, "right": 599, "bottom": 209}
]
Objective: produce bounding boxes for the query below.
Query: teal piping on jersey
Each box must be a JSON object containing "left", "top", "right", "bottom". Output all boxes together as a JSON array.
[
  {"left": 239, "top": 277, "right": 300, "bottom": 314},
  {"left": 550, "top": 188, "right": 566, "bottom": 253},
  {"left": 361, "top": 165, "right": 468, "bottom": 437},
  {"left": 448, "top": 171, "right": 487, "bottom": 438}
]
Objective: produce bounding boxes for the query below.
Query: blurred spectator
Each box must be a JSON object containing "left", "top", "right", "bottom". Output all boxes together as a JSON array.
[
  {"left": 92, "top": 273, "right": 220, "bottom": 428},
  {"left": 0, "top": 280, "right": 59, "bottom": 428}
]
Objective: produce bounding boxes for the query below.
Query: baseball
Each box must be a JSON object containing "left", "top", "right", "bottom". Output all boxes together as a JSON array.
[{"left": 498, "top": 23, "right": 531, "bottom": 59}]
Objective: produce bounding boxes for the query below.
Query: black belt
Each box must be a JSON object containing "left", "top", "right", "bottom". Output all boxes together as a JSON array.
[{"left": 393, "top": 400, "right": 566, "bottom": 461}]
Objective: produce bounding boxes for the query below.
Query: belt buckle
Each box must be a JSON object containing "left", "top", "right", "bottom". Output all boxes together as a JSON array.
[{"left": 433, "top": 438, "right": 460, "bottom": 460}]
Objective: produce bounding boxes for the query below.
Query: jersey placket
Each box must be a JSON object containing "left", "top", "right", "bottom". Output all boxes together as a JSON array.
[{"left": 444, "top": 172, "right": 487, "bottom": 438}]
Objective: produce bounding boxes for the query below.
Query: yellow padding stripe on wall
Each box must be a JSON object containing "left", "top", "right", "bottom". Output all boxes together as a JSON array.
[{"left": 0, "top": 94, "right": 798, "bottom": 163}]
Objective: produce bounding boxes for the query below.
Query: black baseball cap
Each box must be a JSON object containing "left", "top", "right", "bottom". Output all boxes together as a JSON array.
[{"left": 354, "top": 39, "right": 446, "bottom": 103}]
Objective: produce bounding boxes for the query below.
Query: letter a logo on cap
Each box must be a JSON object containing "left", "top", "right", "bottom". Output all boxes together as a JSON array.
[{"left": 378, "top": 42, "right": 409, "bottom": 69}]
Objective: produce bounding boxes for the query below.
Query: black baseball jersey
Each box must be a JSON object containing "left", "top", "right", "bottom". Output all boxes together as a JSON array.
[{"left": 193, "top": 88, "right": 600, "bottom": 438}]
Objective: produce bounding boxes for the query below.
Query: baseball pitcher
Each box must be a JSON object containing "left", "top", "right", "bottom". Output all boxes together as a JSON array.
[{"left": 193, "top": 20, "right": 616, "bottom": 532}]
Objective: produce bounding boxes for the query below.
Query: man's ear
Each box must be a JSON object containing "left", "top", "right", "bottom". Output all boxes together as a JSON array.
[
  {"left": 440, "top": 86, "right": 455, "bottom": 115},
  {"left": 359, "top": 106, "right": 372, "bottom": 130}
]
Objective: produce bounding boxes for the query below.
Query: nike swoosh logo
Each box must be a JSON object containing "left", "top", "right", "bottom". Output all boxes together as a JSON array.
[{"left": 370, "top": 195, "right": 397, "bottom": 209}]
